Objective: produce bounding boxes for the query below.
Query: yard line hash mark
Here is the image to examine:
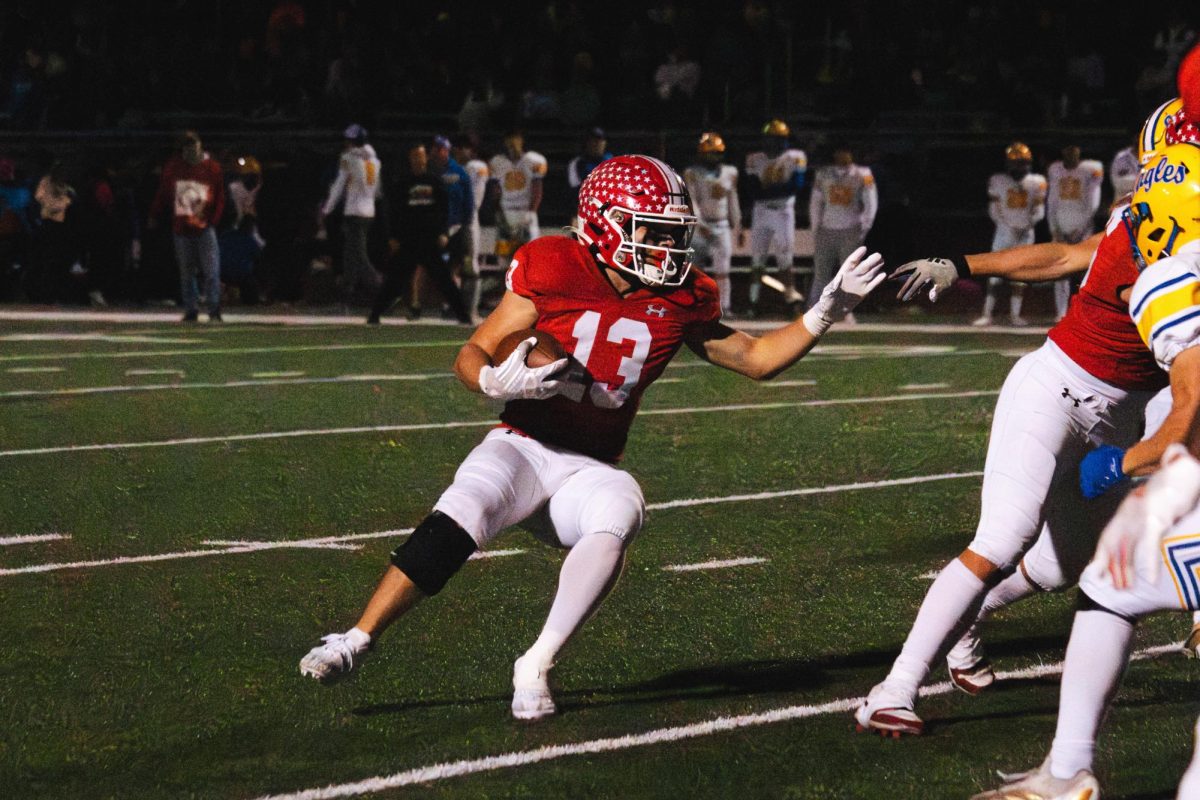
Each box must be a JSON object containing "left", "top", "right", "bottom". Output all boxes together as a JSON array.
[{"left": 662, "top": 557, "right": 768, "bottom": 572}]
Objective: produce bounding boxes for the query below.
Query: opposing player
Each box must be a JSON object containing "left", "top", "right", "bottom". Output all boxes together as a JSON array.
[
  {"left": 858, "top": 105, "right": 1200, "bottom": 737},
  {"left": 971, "top": 141, "right": 1200, "bottom": 800},
  {"left": 744, "top": 118, "right": 807, "bottom": 315},
  {"left": 487, "top": 129, "right": 547, "bottom": 259},
  {"left": 683, "top": 132, "right": 741, "bottom": 316},
  {"left": 809, "top": 144, "right": 878, "bottom": 323},
  {"left": 974, "top": 142, "right": 1047, "bottom": 327},
  {"left": 299, "top": 155, "right": 885, "bottom": 720},
  {"left": 451, "top": 134, "right": 490, "bottom": 321},
  {"left": 1046, "top": 145, "right": 1104, "bottom": 320}
]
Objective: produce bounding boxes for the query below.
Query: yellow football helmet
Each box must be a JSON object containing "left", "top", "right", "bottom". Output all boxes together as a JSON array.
[
  {"left": 698, "top": 132, "right": 726, "bottom": 155},
  {"left": 762, "top": 118, "right": 790, "bottom": 137},
  {"left": 1128, "top": 142, "right": 1200, "bottom": 268},
  {"left": 1138, "top": 97, "right": 1185, "bottom": 166},
  {"left": 233, "top": 155, "right": 262, "bottom": 176},
  {"left": 1005, "top": 141, "right": 1032, "bottom": 162}
]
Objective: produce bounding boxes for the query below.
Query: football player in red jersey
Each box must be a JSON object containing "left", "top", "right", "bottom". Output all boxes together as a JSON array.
[
  {"left": 300, "top": 155, "right": 886, "bottom": 719},
  {"left": 853, "top": 105, "right": 1200, "bottom": 738}
]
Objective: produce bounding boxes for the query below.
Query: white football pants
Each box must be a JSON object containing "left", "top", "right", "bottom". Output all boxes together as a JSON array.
[
  {"left": 968, "top": 341, "right": 1153, "bottom": 580},
  {"left": 433, "top": 427, "right": 645, "bottom": 549}
]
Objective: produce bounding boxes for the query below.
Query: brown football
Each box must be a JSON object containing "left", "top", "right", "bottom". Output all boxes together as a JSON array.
[{"left": 491, "top": 328, "right": 568, "bottom": 368}]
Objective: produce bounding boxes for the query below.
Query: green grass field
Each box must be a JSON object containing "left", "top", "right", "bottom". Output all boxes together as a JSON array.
[{"left": 1, "top": 315, "right": 1196, "bottom": 800}]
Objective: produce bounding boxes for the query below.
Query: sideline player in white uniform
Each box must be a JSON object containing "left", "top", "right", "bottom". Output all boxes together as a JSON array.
[
  {"left": 683, "top": 132, "right": 740, "bottom": 316},
  {"left": 487, "top": 130, "right": 547, "bottom": 258},
  {"left": 970, "top": 141, "right": 1200, "bottom": 800},
  {"left": 320, "top": 123, "right": 383, "bottom": 302},
  {"left": 452, "top": 134, "right": 490, "bottom": 320},
  {"left": 745, "top": 118, "right": 807, "bottom": 315},
  {"left": 809, "top": 145, "right": 877, "bottom": 323},
  {"left": 298, "top": 155, "right": 886, "bottom": 721},
  {"left": 1047, "top": 145, "right": 1104, "bottom": 320},
  {"left": 974, "top": 142, "right": 1047, "bottom": 327}
]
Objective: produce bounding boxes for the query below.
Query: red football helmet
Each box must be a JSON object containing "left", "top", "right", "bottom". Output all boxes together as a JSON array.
[{"left": 575, "top": 155, "right": 697, "bottom": 287}]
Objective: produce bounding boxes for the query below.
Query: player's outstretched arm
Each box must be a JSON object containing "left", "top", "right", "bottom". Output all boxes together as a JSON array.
[
  {"left": 894, "top": 232, "right": 1102, "bottom": 302},
  {"left": 688, "top": 247, "right": 885, "bottom": 380}
]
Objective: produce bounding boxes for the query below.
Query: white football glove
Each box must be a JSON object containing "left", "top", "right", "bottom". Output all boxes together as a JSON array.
[
  {"left": 893, "top": 257, "right": 960, "bottom": 302},
  {"left": 1092, "top": 444, "right": 1200, "bottom": 590},
  {"left": 802, "top": 246, "right": 886, "bottom": 337},
  {"left": 477, "top": 337, "right": 569, "bottom": 402}
]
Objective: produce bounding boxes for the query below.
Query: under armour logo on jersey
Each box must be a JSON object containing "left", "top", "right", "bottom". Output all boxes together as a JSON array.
[
  {"left": 1062, "top": 387, "right": 1081, "bottom": 407},
  {"left": 646, "top": 304, "right": 668, "bottom": 318}
]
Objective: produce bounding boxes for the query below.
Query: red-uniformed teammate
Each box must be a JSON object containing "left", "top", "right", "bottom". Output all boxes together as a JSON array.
[
  {"left": 854, "top": 100, "right": 1199, "bottom": 738},
  {"left": 300, "top": 155, "right": 885, "bottom": 719}
]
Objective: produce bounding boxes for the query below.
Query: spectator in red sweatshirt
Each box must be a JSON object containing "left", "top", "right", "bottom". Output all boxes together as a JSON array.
[{"left": 150, "top": 130, "right": 226, "bottom": 322}]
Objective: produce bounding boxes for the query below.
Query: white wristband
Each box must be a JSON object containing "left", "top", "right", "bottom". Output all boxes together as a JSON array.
[{"left": 802, "top": 307, "right": 832, "bottom": 338}]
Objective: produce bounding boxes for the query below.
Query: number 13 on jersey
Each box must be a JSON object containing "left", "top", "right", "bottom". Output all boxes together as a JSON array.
[{"left": 570, "top": 311, "right": 652, "bottom": 409}]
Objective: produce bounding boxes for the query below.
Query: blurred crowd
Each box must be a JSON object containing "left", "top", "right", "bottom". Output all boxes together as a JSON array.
[{"left": 0, "top": 0, "right": 1192, "bottom": 132}]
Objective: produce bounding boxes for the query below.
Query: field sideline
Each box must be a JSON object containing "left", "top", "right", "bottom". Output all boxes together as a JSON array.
[{"left": 1, "top": 312, "right": 1195, "bottom": 800}]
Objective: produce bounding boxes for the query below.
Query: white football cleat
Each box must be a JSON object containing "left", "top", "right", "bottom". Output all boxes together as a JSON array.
[
  {"left": 1183, "top": 622, "right": 1200, "bottom": 659},
  {"left": 299, "top": 629, "right": 371, "bottom": 683},
  {"left": 511, "top": 654, "right": 556, "bottom": 721},
  {"left": 969, "top": 758, "right": 1100, "bottom": 800},
  {"left": 1009, "top": 315, "right": 1030, "bottom": 328},
  {"left": 947, "top": 627, "right": 996, "bottom": 695},
  {"left": 972, "top": 314, "right": 994, "bottom": 327},
  {"left": 853, "top": 682, "right": 924, "bottom": 737}
]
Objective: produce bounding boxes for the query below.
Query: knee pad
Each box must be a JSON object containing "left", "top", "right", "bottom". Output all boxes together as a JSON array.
[{"left": 391, "top": 511, "right": 477, "bottom": 596}]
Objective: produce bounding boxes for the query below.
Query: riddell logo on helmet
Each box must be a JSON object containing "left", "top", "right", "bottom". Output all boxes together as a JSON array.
[
  {"left": 664, "top": 204, "right": 691, "bottom": 215},
  {"left": 1137, "top": 156, "right": 1189, "bottom": 192}
]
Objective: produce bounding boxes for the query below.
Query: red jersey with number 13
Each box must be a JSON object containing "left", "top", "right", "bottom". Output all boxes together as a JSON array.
[
  {"left": 1047, "top": 205, "right": 1167, "bottom": 392},
  {"left": 501, "top": 236, "right": 720, "bottom": 462}
]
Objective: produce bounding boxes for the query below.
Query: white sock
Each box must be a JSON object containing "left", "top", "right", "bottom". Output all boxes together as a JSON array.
[
  {"left": 1048, "top": 609, "right": 1135, "bottom": 779},
  {"left": 523, "top": 533, "right": 626, "bottom": 669},
  {"left": 748, "top": 275, "right": 761, "bottom": 305},
  {"left": 1054, "top": 279, "right": 1071, "bottom": 318},
  {"left": 1010, "top": 289, "right": 1024, "bottom": 318},
  {"left": 886, "top": 558, "right": 987, "bottom": 695},
  {"left": 981, "top": 568, "right": 1039, "bottom": 615},
  {"left": 982, "top": 280, "right": 998, "bottom": 317}
]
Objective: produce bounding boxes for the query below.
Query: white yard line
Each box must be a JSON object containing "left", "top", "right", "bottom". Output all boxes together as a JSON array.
[
  {"left": 0, "top": 341, "right": 464, "bottom": 363},
  {"left": 0, "top": 309, "right": 470, "bottom": 326},
  {"left": 762, "top": 380, "right": 817, "bottom": 387},
  {"left": 647, "top": 471, "right": 982, "bottom": 511},
  {"left": 662, "top": 557, "right": 768, "bottom": 572},
  {"left": 0, "top": 472, "right": 983, "bottom": 577},
  {"left": 125, "top": 369, "right": 186, "bottom": 377},
  {"left": 900, "top": 383, "right": 949, "bottom": 391},
  {"left": 917, "top": 571, "right": 940, "bottom": 580},
  {"left": 0, "top": 373, "right": 453, "bottom": 399},
  {"left": 2, "top": 333, "right": 202, "bottom": 344},
  {"left": 0, "top": 533, "right": 69, "bottom": 546},
  {"left": 247, "top": 643, "right": 1178, "bottom": 800},
  {"left": 251, "top": 371, "right": 306, "bottom": 378},
  {"left": 6, "top": 366, "right": 65, "bottom": 373},
  {"left": 0, "top": 390, "right": 999, "bottom": 458}
]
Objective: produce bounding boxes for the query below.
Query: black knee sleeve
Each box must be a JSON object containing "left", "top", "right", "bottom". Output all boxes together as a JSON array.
[
  {"left": 391, "top": 511, "right": 477, "bottom": 596},
  {"left": 1076, "top": 588, "right": 1139, "bottom": 625}
]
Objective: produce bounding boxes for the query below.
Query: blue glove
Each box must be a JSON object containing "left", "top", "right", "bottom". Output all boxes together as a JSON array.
[{"left": 1080, "top": 445, "right": 1127, "bottom": 498}]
